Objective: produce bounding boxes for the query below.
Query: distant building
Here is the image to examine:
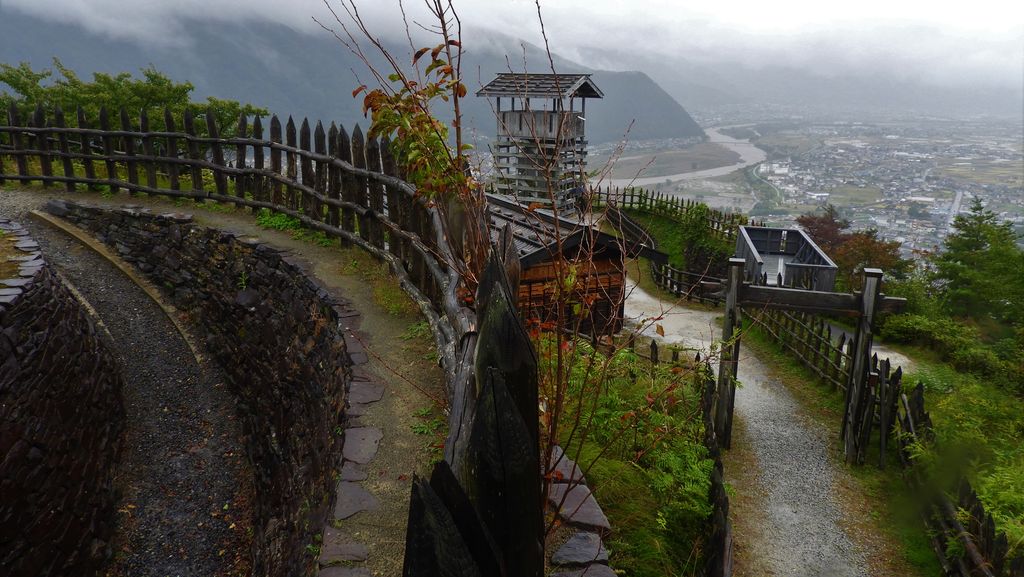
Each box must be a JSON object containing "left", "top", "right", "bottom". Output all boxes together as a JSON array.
[{"left": 477, "top": 73, "right": 603, "bottom": 209}]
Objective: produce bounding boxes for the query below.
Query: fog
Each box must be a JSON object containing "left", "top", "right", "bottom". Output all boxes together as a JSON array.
[{"left": 3, "top": 0, "right": 1022, "bottom": 105}]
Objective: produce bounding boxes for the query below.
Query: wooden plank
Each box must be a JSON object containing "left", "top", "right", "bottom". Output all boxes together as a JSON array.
[
  {"left": 163, "top": 108, "right": 180, "bottom": 191},
  {"left": 251, "top": 115, "right": 265, "bottom": 210},
  {"left": 77, "top": 107, "right": 97, "bottom": 187},
  {"left": 269, "top": 115, "right": 283, "bottom": 205},
  {"left": 381, "top": 136, "right": 403, "bottom": 261},
  {"left": 140, "top": 109, "right": 158, "bottom": 192},
  {"left": 119, "top": 107, "right": 138, "bottom": 195},
  {"left": 33, "top": 105, "right": 53, "bottom": 188},
  {"left": 313, "top": 120, "right": 327, "bottom": 222},
  {"left": 299, "top": 118, "right": 314, "bottom": 216},
  {"left": 336, "top": 125, "right": 355, "bottom": 235},
  {"left": 285, "top": 116, "right": 298, "bottom": 210},
  {"left": 739, "top": 284, "right": 860, "bottom": 316},
  {"left": 326, "top": 122, "right": 340, "bottom": 227},
  {"left": 53, "top": 106, "right": 75, "bottom": 192},
  {"left": 366, "top": 136, "right": 385, "bottom": 249},
  {"left": 182, "top": 109, "right": 203, "bottom": 194},
  {"left": 205, "top": 109, "right": 228, "bottom": 196},
  {"left": 235, "top": 113, "right": 249, "bottom": 207},
  {"left": 98, "top": 107, "right": 119, "bottom": 193},
  {"left": 350, "top": 124, "right": 370, "bottom": 243}
]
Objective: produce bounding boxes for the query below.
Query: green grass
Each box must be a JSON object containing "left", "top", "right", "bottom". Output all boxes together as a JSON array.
[{"left": 828, "top": 185, "right": 883, "bottom": 207}]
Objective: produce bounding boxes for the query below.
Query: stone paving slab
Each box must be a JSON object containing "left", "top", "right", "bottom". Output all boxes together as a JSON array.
[
  {"left": 547, "top": 483, "right": 611, "bottom": 531},
  {"left": 339, "top": 462, "right": 368, "bottom": 482},
  {"left": 552, "top": 531, "right": 609, "bottom": 566},
  {"left": 348, "top": 381, "right": 384, "bottom": 404},
  {"left": 319, "top": 526, "right": 369, "bottom": 565},
  {"left": 333, "top": 481, "right": 380, "bottom": 520},
  {"left": 342, "top": 427, "right": 382, "bottom": 464},
  {"left": 549, "top": 444, "right": 586, "bottom": 484}
]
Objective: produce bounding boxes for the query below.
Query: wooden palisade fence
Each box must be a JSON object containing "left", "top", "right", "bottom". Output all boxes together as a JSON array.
[
  {"left": 593, "top": 185, "right": 751, "bottom": 241},
  {"left": 0, "top": 105, "right": 739, "bottom": 576},
  {"left": 0, "top": 103, "right": 470, "bottom": 390}
]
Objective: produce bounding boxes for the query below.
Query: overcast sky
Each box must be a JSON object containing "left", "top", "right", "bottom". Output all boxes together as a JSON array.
[{"left": 5, "top": 0, "right": 1023, "bottom": 89}]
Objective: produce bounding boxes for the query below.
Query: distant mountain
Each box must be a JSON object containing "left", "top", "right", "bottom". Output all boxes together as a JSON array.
[{"left": 0, "top": 10, "right": 705, "bottom": 144}]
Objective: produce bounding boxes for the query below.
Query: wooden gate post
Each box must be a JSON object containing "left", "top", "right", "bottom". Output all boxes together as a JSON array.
[
  {"left": 715, "top": 258, "right": 745, "bottom": 449},
  {"left": 842, "top": 268, "right": 883, "bottom": 462}
]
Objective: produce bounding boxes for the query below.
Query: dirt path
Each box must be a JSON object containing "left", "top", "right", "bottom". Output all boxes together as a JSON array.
[
  {"left": 1, "top": 193, "right": 254, "bottom": 576},
  {"left": 623, "top": 280, "right": 870, "bottom": 577},
  {"left": 1, "top": 189, "right": 444, "bottom": 576}
]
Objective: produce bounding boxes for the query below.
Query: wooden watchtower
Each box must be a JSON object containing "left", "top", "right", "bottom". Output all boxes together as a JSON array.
[{"left": 477, "top": 73, "right": 603, "bottom": 209}]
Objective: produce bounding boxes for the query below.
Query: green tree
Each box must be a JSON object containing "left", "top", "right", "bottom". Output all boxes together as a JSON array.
[
  {"left": 0, "top": 58, "right": 266, "bottom": 136},
  {"left": 932, "top": 196, "right": 1024, "bottom": 325}
]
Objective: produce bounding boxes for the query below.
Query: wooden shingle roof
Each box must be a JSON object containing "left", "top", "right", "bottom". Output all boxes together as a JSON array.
[
  {"left": 476, "top": 73, "right": 604, "bottom": 99},
  {"left": 486, "top": 194, "right": 663, "bottom": 267}
]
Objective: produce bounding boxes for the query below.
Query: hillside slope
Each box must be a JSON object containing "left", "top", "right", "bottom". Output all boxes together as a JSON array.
[{"left": 0, "top": 11, "right": 705, "bottom": 144}]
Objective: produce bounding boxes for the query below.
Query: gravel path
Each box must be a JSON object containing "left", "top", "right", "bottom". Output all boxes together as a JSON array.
[
  {"left": 1, "top": 191, "right": 253, "bottom": 576},
  {"left": 1, "top": 188, "right": 445, "bottom": 576},
  {"left": 623, "top": 281, "right": 869, "bottom": 577}
]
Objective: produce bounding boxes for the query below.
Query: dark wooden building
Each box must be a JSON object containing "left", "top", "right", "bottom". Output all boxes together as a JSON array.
[
  {"left": 477, "top": 73, "right": 603, "bottom": 209},
  {"left": 487, "top": 194, "right": 665, "bottom": 335}
]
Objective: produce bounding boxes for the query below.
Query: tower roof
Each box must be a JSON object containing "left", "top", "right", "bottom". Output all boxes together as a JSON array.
[{"left": 476, "top": 73, "right": 604, "bottom": 99}]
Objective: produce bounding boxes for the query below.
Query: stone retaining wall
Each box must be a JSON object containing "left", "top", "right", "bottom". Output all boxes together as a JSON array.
[
  {"left": 0, "top": 219, "right": 125, "bottom": 577},
  {"left": 47, "top": 200, "right": 358, "bottom": 577}
]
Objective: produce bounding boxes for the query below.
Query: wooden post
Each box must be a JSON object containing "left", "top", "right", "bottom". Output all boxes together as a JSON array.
[
  {"left": 235, "top": 113, "right": 249, "bottom": 207},
  {"left": 842, "top": 268, "right": 883, "bottom": 463},
  {"left": 140, "top": 109, "right": 158, "bottom": 193},
  {"left": 715, "top": 258, "right": 745, "bottom": 449},
  {"left": 351, "top": 125, "right": 370, "bottom": 243},
  {"left": 54, "top": 106, "right": 75, "bottom": 192},
  {"left": 78, "top": 107, "right": 96, "bottom": 187},
  {"left": 99, "top": 107, "right": 119, "bottom": 193},
  {"left": 119, "top": 107, "right": 137, "bottom": 195},
  {"left": 285, "top": 116, "right": 298, "bottom": 210},
  {"left": 164, "top": 108, "right": 180, "bottom": 191},
  {"left": 327, "top": 122, "right": 340, "bottom": 227},
  {"left": 381, "top": 136, "right": 403, "bottom": 261},
  {"left": 366, "top": 136, "right": 385, "bottom": 249},
  {"left": 182, "top": 109, "right": 203, "bottom": 194},
  {"left": 205, "top": 109, "right": 228, "bottom": 197},
  {"left": 269, "top": 115, "right": 283, "bottom": 205},
  {"left": 650, "top": 339, "right": 659, "bottom": 364},
  {"left": 252, "top": 116, "right": 265, "bottom": 210},
  {"left": 337, "top": 125, "right": 355, "bottom": 237},
  {"left": 313, "top": 120, "right": 327, "bottom": 222},
  {"left": 299, "top": 118, "right": 314, "bottom": 216},
  {"left": 33, "top": 105, "right": 53, "bottom": 188}
]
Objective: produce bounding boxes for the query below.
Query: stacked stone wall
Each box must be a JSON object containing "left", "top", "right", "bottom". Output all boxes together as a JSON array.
[
  {"left": 0, "top": 219, "right": 125, "bottom": 577},
  {"left": 48, "top": 201, "right": 356, "bottom": 577}
]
